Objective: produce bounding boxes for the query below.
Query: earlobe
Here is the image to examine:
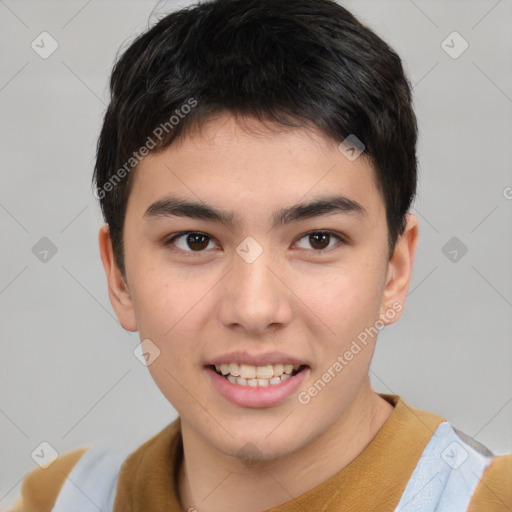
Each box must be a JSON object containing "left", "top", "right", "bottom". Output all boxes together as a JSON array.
[
  {"left": 379, "top": 213, "right": 419, "bottom": 325},
  {"left": 98, "top": 224, "right": 138, "bottom": 332}
]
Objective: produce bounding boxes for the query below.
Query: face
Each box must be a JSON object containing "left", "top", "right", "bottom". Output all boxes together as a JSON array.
[{"left": 100, "top": 112, "right": 417, "bottom": 461}]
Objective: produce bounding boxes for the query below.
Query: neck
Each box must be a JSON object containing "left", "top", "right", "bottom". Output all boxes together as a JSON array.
[{"left": 178, "top": 383, "right": 394, "bottom": 512}]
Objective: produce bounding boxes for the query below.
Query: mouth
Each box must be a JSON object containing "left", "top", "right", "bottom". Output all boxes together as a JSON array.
[
  {"left": 205, "top": 359, "right": 311, "bottom": 408},
  {"left": 208, "top": 363, "right": 307, "bottom": 387}
]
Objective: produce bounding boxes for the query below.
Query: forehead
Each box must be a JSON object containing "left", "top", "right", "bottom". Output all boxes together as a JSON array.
[{"left": 127, "top": 113, "right": 384, "bottom": 225}]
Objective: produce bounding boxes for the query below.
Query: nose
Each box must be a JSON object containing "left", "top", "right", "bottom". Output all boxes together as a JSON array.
[{"left": 218, "top": 245, "right": 293, "bottom": 335}]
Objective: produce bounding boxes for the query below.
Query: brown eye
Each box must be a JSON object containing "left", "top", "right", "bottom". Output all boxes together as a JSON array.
[
  {"left": 309, "top": 232, "right": 330, "bottom": 250},
  {"left": 295, "top": 231, "right": 344, "bottom": 252},
  {"left": 165, "top": 232, "right": 217, "bottom": 253},
  {"left": 185, "top": 233, "right": 210, "bottom": 251}
]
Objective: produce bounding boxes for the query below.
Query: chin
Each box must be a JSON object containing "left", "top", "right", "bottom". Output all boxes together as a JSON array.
[{"left": 205, "top": 420, "right": 312, "bottom": 463}]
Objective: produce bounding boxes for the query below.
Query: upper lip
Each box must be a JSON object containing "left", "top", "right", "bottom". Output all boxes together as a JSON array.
[{"left": 206, "top": 351, "right": 308, "bottom": 367}]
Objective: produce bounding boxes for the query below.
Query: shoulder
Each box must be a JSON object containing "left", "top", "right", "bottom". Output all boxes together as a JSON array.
[
  {"left": 468, "top": 453, "right": 512, "bottom": 512},
  {"left": 8, "top": 447, "right": 89, "bottom": 512},
  {"left": 427, "top": 423, "right": 512, "bottom": 511},
  {"left": 389, "top": 396, "right": 511, "bottom": 511}
]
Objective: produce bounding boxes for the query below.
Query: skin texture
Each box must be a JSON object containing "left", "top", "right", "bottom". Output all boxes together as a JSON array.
[{"left": 99, "top": 113, "right": 419, "bottom": 512}]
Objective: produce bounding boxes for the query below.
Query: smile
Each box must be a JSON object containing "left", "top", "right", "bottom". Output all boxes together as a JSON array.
[{"left": 212, "top": 363, "right": 304, "bottom": 387}]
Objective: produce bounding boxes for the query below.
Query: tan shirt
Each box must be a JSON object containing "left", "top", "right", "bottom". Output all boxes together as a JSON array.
[{"left": 9, "top": 394, "right": 512, "bottom": 511}]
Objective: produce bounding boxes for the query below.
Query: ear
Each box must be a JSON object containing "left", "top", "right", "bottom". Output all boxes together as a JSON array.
[
  {"left": 98, "top": 224, "right": 138, "bottom": 332},
  {"left": 379, "top": 213, "right": 419, "bottom": 326}
]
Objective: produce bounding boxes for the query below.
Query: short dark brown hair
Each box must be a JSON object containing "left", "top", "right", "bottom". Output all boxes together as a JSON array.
[{"left": 92, "top": 0, "right": 418, "bottom": 277}]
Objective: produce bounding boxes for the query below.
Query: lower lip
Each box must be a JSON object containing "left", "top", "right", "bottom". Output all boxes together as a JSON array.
[{"left": 205, "top": 366, "right": 310, "bottom": 408}]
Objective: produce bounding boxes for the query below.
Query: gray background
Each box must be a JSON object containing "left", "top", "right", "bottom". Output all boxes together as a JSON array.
[{"left": 1, "top": 0, "right": 511, "bottom": 507}]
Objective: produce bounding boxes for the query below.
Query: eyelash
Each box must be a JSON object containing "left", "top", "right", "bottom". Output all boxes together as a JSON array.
[{"left": 163, "top": 230, "right": 347, "bottom": 257}]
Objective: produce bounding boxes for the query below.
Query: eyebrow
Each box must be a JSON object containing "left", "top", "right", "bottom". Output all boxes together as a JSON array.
[{"left": 143, "top": 194, "right": 367, "bottom": 229}]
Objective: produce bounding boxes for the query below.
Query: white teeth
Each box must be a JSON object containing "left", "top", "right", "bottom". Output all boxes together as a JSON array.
[
  {"left": 239, "top": 364, "right": 257, "bottom": 379},
  {"left": 214, "top": 362, "right": 304, "bottom": 387},
  {"left": 229, "top": 363, "right": 240, "bottom": 377},
  {"left": 256, "top": 364, "right": 273, "bottom": 379},
  {"left": 273, "top": 363, "right": 284, "bottom": 375},
  {"left": 215, "top": 362, "right": 301, "bottom": 379}
]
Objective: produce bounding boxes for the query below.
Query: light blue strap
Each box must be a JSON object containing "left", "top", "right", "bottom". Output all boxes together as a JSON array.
[
  {"left": 394, "top": 421, "right": 494, "bottom": 512},
  {"left": 51, "top": 440, "right": 129, "bottom": 512}
]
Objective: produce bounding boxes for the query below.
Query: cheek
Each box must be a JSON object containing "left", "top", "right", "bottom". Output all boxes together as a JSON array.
[
  {"left": 130, "top": 261, "right": 206, "bottom": 339},
  {"left": 307, "top": 262, "right": 384, "bottom": 340},
  {"left": 130, "top": 266, "right": 214, "bottom": 391}
]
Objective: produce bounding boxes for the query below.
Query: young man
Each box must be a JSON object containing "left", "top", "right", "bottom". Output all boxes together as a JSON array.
[{"left": 10, "top": 0, "right": 511, "bottom": 510}]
